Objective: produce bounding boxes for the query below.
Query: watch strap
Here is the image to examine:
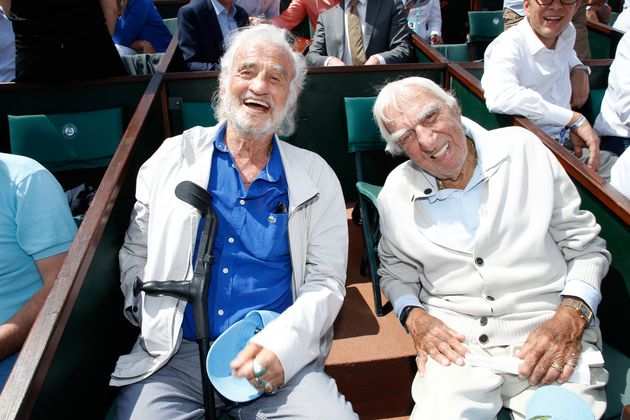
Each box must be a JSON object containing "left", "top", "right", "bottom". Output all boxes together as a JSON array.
[{"left": 562, "top": 298, "right": 593, "bottom": 324}]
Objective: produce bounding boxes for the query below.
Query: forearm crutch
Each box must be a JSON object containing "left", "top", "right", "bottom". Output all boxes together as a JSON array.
[{"left": 134, "top": 180, "right": 218, "bottom": 420}]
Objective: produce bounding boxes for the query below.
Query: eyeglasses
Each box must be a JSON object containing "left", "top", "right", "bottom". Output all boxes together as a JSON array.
[{"left": 534, "top": 0, "right": 577, "bottom": 5}]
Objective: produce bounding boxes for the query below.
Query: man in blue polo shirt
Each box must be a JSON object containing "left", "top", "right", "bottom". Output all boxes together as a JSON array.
[
  {"left": 111, "top": 24, "right": 357, "bottom": 419},
  {"left": 0, "top": 153, "right": 76, "bottom": 391}
]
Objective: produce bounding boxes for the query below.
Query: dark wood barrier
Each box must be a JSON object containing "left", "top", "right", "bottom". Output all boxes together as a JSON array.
[{"left": 588, "top": 19, "right": 625, "bottom": 59}]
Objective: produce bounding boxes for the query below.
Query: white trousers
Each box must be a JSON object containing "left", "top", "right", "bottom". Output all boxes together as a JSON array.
[{"left": 410, "top": 329, "right": 608, "bottom": 420}]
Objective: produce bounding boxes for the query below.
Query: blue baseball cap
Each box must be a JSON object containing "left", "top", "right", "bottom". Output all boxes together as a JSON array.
[
  {"left": 206, "top": 310, "right": 279, "bottom": 402},
  {"left": 526, "top": 385, "right": 595, "bottom": 420}
]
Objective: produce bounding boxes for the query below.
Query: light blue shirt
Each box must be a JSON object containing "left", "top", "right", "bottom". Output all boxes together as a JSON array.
[
  {"left": 0, "top": 6, "right": 15, "bottom": 83},
  {"left": 210, "top": 0, "right": 240, "bottom": 39},
  {"left": 503, "top": 0, "right": 524, "bottom": 16},
  {"left": 0, "top": 153, "right": 76, "bottom": 325},
  {"left": 182, "top": 125, "right": 292, "bottom": 341}
]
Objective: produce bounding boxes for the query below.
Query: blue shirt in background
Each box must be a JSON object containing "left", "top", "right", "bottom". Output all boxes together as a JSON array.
[
  {"left": 210, "top": 0, "right": 240, "bottom": 39},
  {"left": 182, "top": 126, "right": 292, "bottom": 341},
  {"left": 113, "top": 0, "right": 172, "bottom": 52}
]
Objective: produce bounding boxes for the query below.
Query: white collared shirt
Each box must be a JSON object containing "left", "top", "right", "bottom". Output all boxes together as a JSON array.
[
  {"left": 613, "top": 7, "right": 630, "bottom": 33},
  {"left": 482, "top": 18, "right": 582, "bottom": 141},
  {"left": 406, "top": 0, "right": 442, "bottom": 40},
  {"left": 594, "top": 32, "right": 630, "bottom": 139}
]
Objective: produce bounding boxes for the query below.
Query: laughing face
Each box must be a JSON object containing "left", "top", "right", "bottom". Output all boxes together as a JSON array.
[
  {"left": 224, "top": 41, "right": 293, "bottom": 140},
  {"left": 384, "top": 92, "right": 468, "bottom": 182},
  {"left": 525, "top": 0, "right": 577, "bottom": 49}
]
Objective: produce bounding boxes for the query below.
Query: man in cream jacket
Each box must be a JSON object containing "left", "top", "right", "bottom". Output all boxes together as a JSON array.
[{"left": 110, "top": 24, "right": 357, "bottom": 419}]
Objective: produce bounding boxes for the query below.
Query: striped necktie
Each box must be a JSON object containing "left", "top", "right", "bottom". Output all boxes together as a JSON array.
[{"left": 348, "top": 0, "right": 366, "bottom": 65}]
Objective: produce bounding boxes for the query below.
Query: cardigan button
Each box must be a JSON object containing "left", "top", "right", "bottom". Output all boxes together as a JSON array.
[
  {"left": 475, "top": 257, "right": 484, "bottom": 266},
  {"left": 424, "top": 188, "right": 432, "bottom": 194},
  {"left": 485, "top": 295, "right": 495, "bottom": 302},
  {"left": 479, "top": 334, "right": 489, "bottom": 344},
  {"left": 480, "top": 316, "right": 488, "bottom": 326}
]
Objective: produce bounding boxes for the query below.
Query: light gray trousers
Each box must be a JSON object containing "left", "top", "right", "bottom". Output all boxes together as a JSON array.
[{"left": 115, "top": 340, "right": 358, "bottom": 420}]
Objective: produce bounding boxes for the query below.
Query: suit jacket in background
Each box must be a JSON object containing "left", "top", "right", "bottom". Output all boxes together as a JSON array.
[
  {"left": 177, "top": 0, "right": 249, "bottom": 71},
  {"left": 306, "top": 0, "right": 413, "bottom": 66}
]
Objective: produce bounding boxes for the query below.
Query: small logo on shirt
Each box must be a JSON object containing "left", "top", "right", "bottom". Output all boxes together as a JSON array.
[{"left": 61, "top": 123, "right": 78, "bottom": 139}]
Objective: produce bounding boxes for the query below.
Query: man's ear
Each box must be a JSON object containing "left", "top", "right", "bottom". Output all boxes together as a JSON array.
[{"left": 524, "top": 0, "right": 530, "bottom": 16}]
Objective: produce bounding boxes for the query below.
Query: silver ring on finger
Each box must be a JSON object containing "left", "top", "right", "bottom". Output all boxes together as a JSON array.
[
  {"left": 263, "top": 380, "right": 274, "bottom": 394},
  {"left": 252, "top": 359, "right": 267, "bottom": 378},
  {"left": 550, "top": 361, "right": 562, "bottom": 370},
  {"left": 566, "top": 360, "right": 578, "bottom": 368},
  {"left": 255, "top": 377, "right": 267, "bottom": 389}
]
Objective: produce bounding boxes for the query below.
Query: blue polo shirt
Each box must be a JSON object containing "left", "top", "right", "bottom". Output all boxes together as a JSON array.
[{"left": 182, "top": 126, "right": 292, "bottom": 341}]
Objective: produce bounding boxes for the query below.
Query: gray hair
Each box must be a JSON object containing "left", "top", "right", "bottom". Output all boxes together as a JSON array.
[
  {"left": 373, "top": 77, "right": 459, "bottom": 155},
  {"left": 212, "top": 24, "right": 307, "bottom": 137}
]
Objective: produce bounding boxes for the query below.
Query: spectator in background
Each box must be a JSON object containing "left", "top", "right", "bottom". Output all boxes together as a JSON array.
[
  {"left": 306, "top": 0, "right": 413, "bottom": 66},
  {"left": 405, "top": 0, "right": 443, "bottom": 44},
  {"left": 236, "top": 0, "right": 280, "bottom": 18},
  {"left": 611, "top": 147, "right": 630, "bottom": 199},
  {"left": 271, "top": 0, "right": 339, "bottom": 33},
  {"left": 613, "top": 6, "right": 630, "bottom": 31},
  {"left": 0, "top": 5, "right": 15, "bottom": 82},
  {"left": 502, "top": 0, "right": 591, "bottom": 59},
  {"left": 177, "top": 0, "right": 248, "bottom": 71},
  {"left": 1, "top": 0, "right": 126, "bottom": 83},
  {"left": 102, "top": 0, "right": 172, "bottom": 55},
  {"left": 585, "top": 0, "right": 612, "bottom": 24},
  {"left": 482, "top": 0, "right": 617, "bottom": 180},
  {"left": 593, "top": 31, "right": 630, "bottom": 155},
  {"left": 0, "top": 153, "right": 77, "bottom": 391}
]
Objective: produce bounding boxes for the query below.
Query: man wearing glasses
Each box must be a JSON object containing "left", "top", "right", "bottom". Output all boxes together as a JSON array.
[{"left": 482, "top": 0, "right": 617, "bottom": 180}]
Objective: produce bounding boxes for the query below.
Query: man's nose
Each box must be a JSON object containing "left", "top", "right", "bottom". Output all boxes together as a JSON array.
[
  {"left": 414, "top": 125, "right": 438, "bottom": 150},
  {"left": 249, "top": 74, "right": 269, "bottom": 93}
]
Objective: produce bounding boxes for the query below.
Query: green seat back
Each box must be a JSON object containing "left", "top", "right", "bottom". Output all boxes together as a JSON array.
[
  {"left": 468, "top": 11, "right": 504, "bottom": 60},
  {"left": 583, "top": 88, "right": 606, "bottom": 124},
  {"left": 163, "top": 17, "right": 178, "bottom": 36},
  {"left": 468, "top": 11, "right": 504, "bottom": 42},
  {"left": 8, "top": 108, "right": 124, "bottom": 173},
  {"left": 344, "top": 97, "right": 385, "bottom": 153},
  {"left": 181, "top": 102, "right": 217, "bottom": 130},
  {"left": 433, "top": 43, "right": 470, "bottom": 62},
  {"left": 602, "top": 342, "right": 630, "bottom": 419}
]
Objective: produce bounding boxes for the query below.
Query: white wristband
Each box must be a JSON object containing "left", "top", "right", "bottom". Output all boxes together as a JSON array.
[{"left": 570, "top": 115, "right": 587, "bottom": 130}]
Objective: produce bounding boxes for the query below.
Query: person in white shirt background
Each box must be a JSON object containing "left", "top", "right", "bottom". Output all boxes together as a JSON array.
[
  {"left": 593, "top": 31, "right": 630, "bottom": 156},
  {"left": 482, "top": 0, "right": 617, "bottom": 180},
  {"left": 405, "top": 0, "right": 443, "bottom": 44}
]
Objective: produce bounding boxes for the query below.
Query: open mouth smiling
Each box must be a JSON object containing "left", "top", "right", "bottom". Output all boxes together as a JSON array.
[
  {"left": 243, "top": 98, "right": 271, "bottom": 111},
  {"left": 431, "top": 143, "right": 449, "bottom": 159}
]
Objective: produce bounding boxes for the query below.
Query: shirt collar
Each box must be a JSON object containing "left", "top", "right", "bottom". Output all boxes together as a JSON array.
[
  {"left": 518, "top": 17, "right": 576, "bottom": 55},
  {"left": 345, "top": 0, "right": 366, "bottom": 10},
  {"left": 408, "top": 116, "right": 508, "bottom": 202},
  {"left": 211, "top": 122, "right": 284, "bottom": 183},
  {"left": 210, "top": 0, "right": 237, "bottom": 18}
]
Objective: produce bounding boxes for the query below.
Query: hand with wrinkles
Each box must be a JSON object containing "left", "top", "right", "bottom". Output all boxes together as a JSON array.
[
  {"left": 405, "top": 308, "right": 468, "bottom": 376},
  {"left": 517, "top": 305, "right": 586, "bottom": 386}
]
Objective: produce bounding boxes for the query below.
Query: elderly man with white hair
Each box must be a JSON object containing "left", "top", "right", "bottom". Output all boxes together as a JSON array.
[
  {"left": 110, "top": 24, "right": 357, "bottom": 419},
  {"left": 373, "top": 76, "right": 609, "bottom": 419}
]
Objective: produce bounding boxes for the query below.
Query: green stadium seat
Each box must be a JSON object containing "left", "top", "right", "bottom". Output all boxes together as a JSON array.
[
  {"left": 163, "top": 17, "right": 178, "bottom": 36},
  {"left": 181, "top": 102, "right": 217, "bottom": 130},
  {"left": 468, "top": 11, "right": 504, "bottom": 60},
  {"left": 345, "top": 96, "right": 387, "bottom": 316},
  {"left": 609, "top": 12, "right": 619, "bottom": 27},
  {"left": 433, "top": 43, "right": 470, "bottom": 62},
  {"left": 8, "top": 108, "right": 124, "bottom": 174}
]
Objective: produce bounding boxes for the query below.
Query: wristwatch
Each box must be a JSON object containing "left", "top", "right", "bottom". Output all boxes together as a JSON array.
[
  {"left": 399, "top": 305, "right": 422, "bottom": 328},
  {"left": 562, "top": 298, "right": 593, "bottom": 324}
]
